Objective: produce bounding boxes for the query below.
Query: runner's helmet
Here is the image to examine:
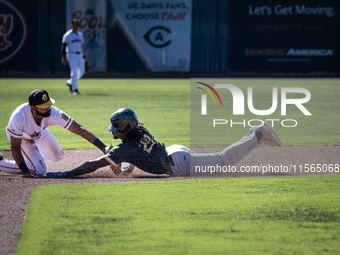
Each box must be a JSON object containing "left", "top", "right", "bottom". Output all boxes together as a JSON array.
[{"left": 108, "top": 108, "right": 139, "bottom": 135}]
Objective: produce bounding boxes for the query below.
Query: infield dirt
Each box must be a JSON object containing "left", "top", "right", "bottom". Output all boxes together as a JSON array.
[{"left": 1, "top": 146, "right": 339, "bottom": 255}]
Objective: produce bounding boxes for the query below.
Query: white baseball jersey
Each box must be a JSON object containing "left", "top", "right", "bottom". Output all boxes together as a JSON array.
[
  {"left": 6, "top": 103, "right": 73, "bottom": 141},
  {"left": 62, "top": 29, "right": 84, "bottom": 53}
]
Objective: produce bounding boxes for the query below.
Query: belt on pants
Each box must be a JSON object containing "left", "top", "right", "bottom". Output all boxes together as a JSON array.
[
  {"left": 167, "top": 154, "right": 176, "bottom": 176},
  {"left": 70, "top": 51, "right": 81, "bottom": 54},
  {"left": 168, "top": 154, "right": 175, "bottom": 166}
]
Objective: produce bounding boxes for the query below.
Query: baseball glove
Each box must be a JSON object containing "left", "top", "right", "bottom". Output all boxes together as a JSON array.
[{"left": 85, "top": 60, "right": 90, "bottom": 72}]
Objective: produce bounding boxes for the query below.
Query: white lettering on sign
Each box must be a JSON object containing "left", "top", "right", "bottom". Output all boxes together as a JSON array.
[{"left": 248, "top": 5, "right": 336, "bottom": 17}]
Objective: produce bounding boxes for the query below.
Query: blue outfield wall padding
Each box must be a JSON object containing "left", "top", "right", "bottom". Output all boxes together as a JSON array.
[
  {"left": 191, "top": 0, "right": 228, "bottom": 71},
  {"left": 1, "top": 0, "right": 338, "bottom": 73}
]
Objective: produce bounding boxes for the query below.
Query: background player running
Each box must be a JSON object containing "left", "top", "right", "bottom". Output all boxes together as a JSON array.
[{"left": 61, "top": 19, "right": 87, "bottom": 95}]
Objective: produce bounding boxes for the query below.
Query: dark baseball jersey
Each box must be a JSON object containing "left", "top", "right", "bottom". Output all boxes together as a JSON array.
[{"left": 105, "top": 127, "right": 171, "bottom": 174}]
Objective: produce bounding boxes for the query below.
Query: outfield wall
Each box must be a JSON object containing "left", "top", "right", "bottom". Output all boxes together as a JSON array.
[
  {"left": 228, "top": 0, "right": 340, "bottom": 73},
  {"left": 0, "top": 0, "right": 339, "bottom": 73}
]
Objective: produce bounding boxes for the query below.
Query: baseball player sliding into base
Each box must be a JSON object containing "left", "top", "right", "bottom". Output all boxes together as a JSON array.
[
  {"left": 46, "top": 108, "right": 282, "bottom": 178},
  {"left": 0, "top": 89, "right": 110, "bottom": 178},
  {"left": 61, "top": 19, "right": 87, "bottom": 95}
]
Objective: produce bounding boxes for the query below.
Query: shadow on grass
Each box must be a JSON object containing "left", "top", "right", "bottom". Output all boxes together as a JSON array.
[{"left": 85, "top": 93, "right": 113, "bottom": 97}]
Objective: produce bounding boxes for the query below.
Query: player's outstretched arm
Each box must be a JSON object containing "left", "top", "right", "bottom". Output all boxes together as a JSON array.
[
  {"left": 46, "top": 156, "right": 109, "bottom": 178},
  {"left": 68, "top": 120, "right": 110, "bottom": 153}
]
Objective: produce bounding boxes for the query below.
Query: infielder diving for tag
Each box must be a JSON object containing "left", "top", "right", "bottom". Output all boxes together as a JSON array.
[
  {"left": 61, "top": 19, "right": 87, "bottom": 95},
  {"left": 46, "top": 108, "right": 282, "bottom": 178},
  {"left": 0, "top": 89, "right": 110, "bottom": 178}
]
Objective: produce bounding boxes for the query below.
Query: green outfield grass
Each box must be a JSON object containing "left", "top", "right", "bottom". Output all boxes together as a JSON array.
[
  {"left": 0, "top": 78, "right": 339, "bottom": 149},
  {"left": 17, "top": 177, "right": 340, "bottom": 255}
]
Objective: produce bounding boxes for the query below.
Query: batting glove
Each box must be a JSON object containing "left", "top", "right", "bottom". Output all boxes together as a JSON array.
[{"left": 119, "top": 167, "right": 133, "bottom": 176}]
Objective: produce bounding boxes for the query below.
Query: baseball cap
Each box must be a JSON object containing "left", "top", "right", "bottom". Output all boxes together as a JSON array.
[{"left": 28, "top": 89, "right": 55, "bottom": 108}]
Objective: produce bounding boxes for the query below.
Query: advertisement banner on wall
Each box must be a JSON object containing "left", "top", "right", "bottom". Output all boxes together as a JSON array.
[
  {"left": 66, "top": 0, "right": 107, "bottom": 71},
  {"left": 107, "top": 0, "right": 192, "bottom": 72},
  {"left": 228, "top": 0, "right": 340, "bottom": 72}
]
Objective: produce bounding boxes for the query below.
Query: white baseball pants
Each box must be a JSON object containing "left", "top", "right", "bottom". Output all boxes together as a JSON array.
[
  {"left": 66, "top": 52, "right": 85, "bottom": 90},
  {"left": 166, "top": 132, "right": 259, "bottom": 176},
  {"left": 0, "top": 129, "right": 64, "bottom": 176}
]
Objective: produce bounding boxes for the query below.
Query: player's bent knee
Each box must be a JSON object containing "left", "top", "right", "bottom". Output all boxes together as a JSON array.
[
  {"left": 34, "top": 162, "right": 48, "bottom": 176},
  {"left": 54, "top": 150, "right": 65, "bottom": 161},
  {"left": 36, "top": 171, "right": 45, "bottom": 177}
]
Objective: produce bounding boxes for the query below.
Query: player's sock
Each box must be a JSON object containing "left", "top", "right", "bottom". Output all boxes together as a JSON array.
[{"left": 255, "top": 131, "right": 263, "bottom": 142}]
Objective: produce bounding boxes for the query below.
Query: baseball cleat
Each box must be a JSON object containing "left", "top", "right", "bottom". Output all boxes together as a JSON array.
[
  {"left": 46, "top": 171, "right": 69, "bottom": 177},
  {"left": 247, "top": 125, "right": 275, "bottom": 146},
  {"left": 72, "top": 89, "right": 80, "bottom": 95},
  {"left": 66, "top": 83, "right": 73, "bottom": 93},
  {"left": 0, "top": 152, "right": 3, "bottom": 161},
  {"left": 255, "top": 121, "right": 282, "bottom": 147}
]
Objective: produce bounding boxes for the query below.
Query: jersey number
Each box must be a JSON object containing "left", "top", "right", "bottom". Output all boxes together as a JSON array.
[{"left": 139, "top": 134, "right": 156, "bottom": 153}]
